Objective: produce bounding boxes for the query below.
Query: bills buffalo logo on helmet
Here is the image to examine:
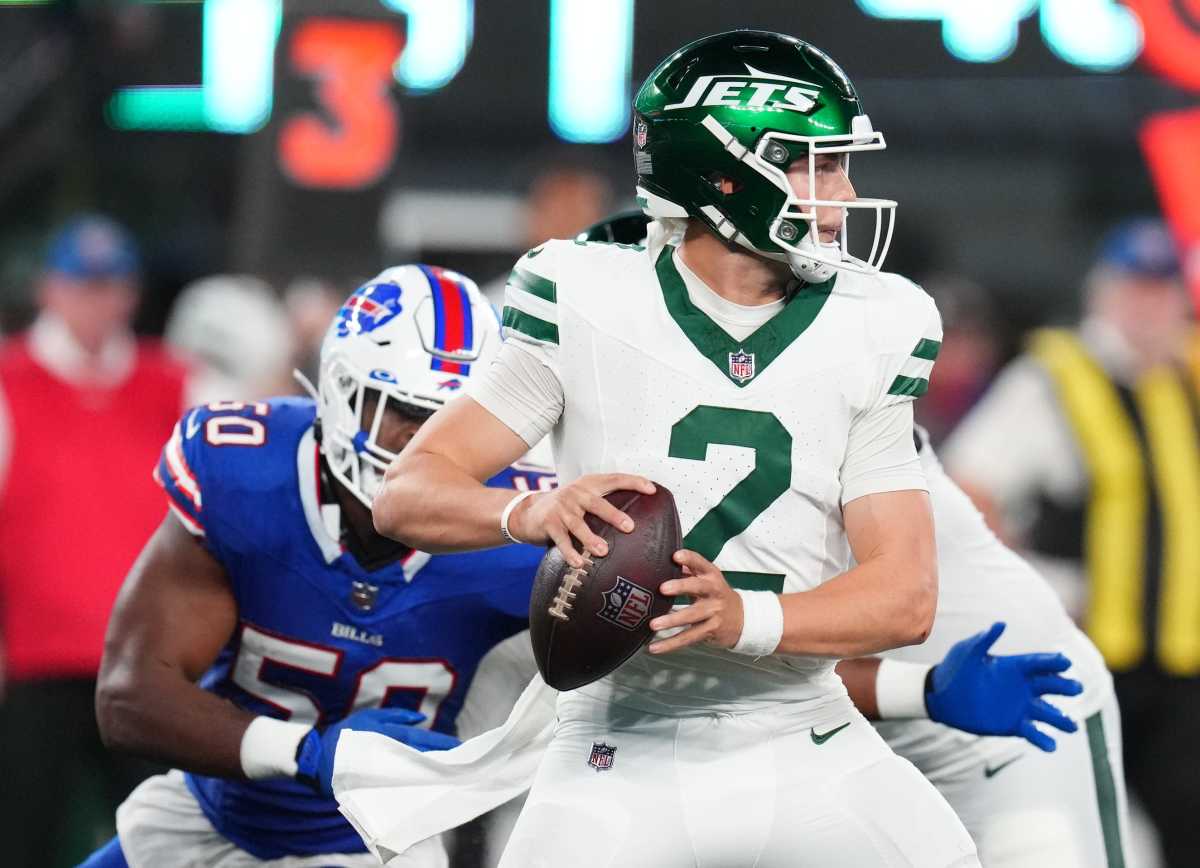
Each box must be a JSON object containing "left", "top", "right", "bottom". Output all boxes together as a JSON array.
[{"left": 335, "top": 282, "right": 404, "bottom": 338}]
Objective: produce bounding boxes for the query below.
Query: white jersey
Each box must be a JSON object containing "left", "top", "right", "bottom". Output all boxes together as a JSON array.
[
  {"left": 876, "top": 431, "right": 1113, "bottom": 777},
  {"left": 486, "top": 230, "right": 942, "bottom": 716}
]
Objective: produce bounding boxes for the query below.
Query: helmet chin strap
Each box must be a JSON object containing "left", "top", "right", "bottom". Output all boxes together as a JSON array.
[{"left": 784, "top": 234, "right": 839, "bottom": 283}]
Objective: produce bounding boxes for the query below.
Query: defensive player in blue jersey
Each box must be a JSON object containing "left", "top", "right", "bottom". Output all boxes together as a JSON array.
[{"left": 80, "top": 265, "right": 554, "bottom": 868}]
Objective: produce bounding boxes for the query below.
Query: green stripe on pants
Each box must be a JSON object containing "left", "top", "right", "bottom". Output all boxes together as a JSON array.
[{"left": 1087, "top": 711, "right": 1125, "bottom": 868}]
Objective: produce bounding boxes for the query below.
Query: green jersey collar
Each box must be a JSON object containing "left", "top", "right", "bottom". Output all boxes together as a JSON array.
[{"left": 656, "top": 245, "right": 834, "bottom": 387}]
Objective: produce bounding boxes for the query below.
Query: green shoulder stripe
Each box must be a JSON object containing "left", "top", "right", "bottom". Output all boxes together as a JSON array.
[
  {"left": 508, "top": 266, "right": 556, "bottom": 303},
  {"left": 502, "top": 306, "right": 559, "bottom": 345},
  {"left": 912, "top": 338, "right": 941, "bottom": 361},
  {"left": 888, "top": 374, "right": 929, "bottom": 398}
]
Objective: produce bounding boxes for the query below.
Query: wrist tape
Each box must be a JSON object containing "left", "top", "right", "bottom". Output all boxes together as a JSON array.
[
  {"left": 239, "top": 716, "right": 313, "bottom": 780},
  {"left": 874, "top": 658, "right": 933, "bottom": 720},
  {"left": 500, "top": 490, "right": 538, "bottom": 544},
  {"left": 730, "top": 590, "right": 784, "bottom": 658}
]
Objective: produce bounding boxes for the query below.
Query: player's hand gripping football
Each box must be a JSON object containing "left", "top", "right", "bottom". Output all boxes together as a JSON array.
[
  {"left": 646, "top": 549, "right": 743, "bottom": 654},
  {"left": 925, "top": 622, "right": 1084, "bottom": 752},
  {"left": 509, "top": 473, "right": 657, "bottom": 568}
]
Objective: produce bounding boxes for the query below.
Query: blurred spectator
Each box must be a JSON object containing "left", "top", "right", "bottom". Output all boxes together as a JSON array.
[
  {"left": 914, "top": 273, "right": 1005, "bottom": 444},
  {"left": 480, "top": 163, "right": 613, "bottom": 307},
  {"left": 165, "top": 274, "right": 294, "bottom": 404},
  {"left": 285, "top": 275, "right": 347, "bottom": 390},
  {"left": 943, "top": 218, "right": 1195, "bottom": 866},
  {"left": 0, "top": 214, "right": 188, "bottom": 867}
]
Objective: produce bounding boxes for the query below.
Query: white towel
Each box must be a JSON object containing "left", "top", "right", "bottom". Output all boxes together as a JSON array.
[{"left": 333, "top": 676, "right": 557, "bottom": 866}]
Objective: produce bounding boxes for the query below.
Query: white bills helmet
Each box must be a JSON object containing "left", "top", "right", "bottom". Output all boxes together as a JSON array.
[{"left": 311, "top": 264, "right": 499, "bottom": 507}]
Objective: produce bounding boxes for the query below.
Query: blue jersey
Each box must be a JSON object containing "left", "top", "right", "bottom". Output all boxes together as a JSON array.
[{"left": 154, "top": 398, "right": 552, "bottom": 859}]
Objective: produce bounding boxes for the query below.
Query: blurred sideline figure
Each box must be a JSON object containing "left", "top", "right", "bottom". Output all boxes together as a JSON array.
[
  {"left": 164, "top": 275, "right": 294, "bottom": 405},
  {"left": 915, "top": 274, "right": 1004, "bottom": 446},
  {"left": 945, "top": 218, "right": 1194, "bottom": 866},
  {"left": 79, "top": 265, "right": 554, "bottom": 868},
  {"left": 285, "top": 276, "right": 351, "bottom": 392},
  {"left": 479, "top": 162, "right": 613, "bottom": 308},
  {"left": 0, "top": 214, "right": 189, "bottom": 867}
]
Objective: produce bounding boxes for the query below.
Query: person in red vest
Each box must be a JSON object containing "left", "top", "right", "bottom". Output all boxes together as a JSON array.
[{"left": 0, "top": 214, "right": 190, "bottom": 867}]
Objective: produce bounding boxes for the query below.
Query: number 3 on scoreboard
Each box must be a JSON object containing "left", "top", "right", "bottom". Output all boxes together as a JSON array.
[{"left": 668, "top": 405, "right": 792, "bottom": 593}]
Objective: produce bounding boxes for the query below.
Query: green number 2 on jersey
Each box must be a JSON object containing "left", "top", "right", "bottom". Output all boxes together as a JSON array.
[{"left": 668, "top": 405, "right": 791, "bottom": 593}]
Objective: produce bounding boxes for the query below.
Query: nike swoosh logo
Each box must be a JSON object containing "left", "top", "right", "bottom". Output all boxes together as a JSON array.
[
  {"left": 810, "top": 722, "right": 851, "bottom": 745},
  {"left": 526, "top": 247, "right": 544, "bottom": 258},
  {"left": 984, "top": 756, "right": 1022, "bottom": 778},
  {"left": 184, "top": 410, "right": 201, "bottom": 439}
]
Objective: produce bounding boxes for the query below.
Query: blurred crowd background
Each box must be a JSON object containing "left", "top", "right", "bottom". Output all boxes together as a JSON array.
[{"left": 1, "top": 1, "right": 1199, "bottom": 866}]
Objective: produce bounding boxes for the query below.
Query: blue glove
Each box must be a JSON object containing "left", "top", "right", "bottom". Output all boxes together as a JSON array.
[
  {"left": 925, "top": 622, "right": 1084, "bottom": 752},
  {"left": 295, "top": 707, "right": 461, "bottom": 797}
]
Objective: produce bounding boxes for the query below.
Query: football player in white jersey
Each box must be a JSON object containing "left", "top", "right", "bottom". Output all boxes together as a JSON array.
[
  {"left": 582, "top": 212, "right": 1132, "bottom": 868},
  {"left": 372, "top": 30, "right": 981, "bottom": 867},
  {"left": 841, "top": 431, "right": 1129, "bottom": 867}
]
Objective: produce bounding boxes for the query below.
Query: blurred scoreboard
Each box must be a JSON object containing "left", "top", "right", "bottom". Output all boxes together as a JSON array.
[
  {"left": 6, "top": 0, "right": 1198, "bottom": 287},
  {"left": 91, "top": 0, "right": 1169, "bottom": 189}
]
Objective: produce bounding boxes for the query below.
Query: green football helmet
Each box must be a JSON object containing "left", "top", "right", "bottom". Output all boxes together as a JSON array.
[{"left": 633, "top": 30, "right": 895, "bottom": 282}]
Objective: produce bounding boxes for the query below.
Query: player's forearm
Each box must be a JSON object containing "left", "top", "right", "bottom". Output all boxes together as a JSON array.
[
  {"left": 834, "top": 656, "right": 882, "bottom": 720},
  {"left": 776, "top": 556, "right": 936, "bottom": 657},
  {"left": 96, "top": 666, "right": 255, "bottom": 778},
  {"left": 373, "top": 449, "right": 516, "bottom": 551}
]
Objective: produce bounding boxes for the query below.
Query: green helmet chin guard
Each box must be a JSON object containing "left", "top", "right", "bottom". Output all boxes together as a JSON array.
[{"left": 633, "top": 30, "right": 895, "bottom": 282}]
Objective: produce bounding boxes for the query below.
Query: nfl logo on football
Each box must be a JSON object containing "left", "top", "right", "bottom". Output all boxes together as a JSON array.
[
  {"left": 588, "top": 741, "right": 616, "bottom": 772},
  {"left": 728, "top": 349, "right": 755, "bottom": 383},
  {"left": 597, "top": 577, "right": 654, "bottom": 631}
]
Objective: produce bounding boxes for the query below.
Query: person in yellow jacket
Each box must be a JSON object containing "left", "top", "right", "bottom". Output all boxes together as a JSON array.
[{"left": 945, "top": 218, "right": 1195, "bottom": 867}]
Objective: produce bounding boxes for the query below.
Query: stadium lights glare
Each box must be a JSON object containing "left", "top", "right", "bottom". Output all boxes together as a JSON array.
[
  {"left": 548, "top": 0, "right": 635, "bottom": 143},
  {"left": 380, "top": 0, "right": 474, "bottom": 93},
  {"left": 107, "top": 0, "right": 281, "bottom": 133},
  {"left": 856, "top": 0, "right": 1142, "bottom": 69}
]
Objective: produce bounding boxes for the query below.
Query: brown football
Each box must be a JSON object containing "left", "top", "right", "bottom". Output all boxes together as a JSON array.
[{"left": 529, "top": 485, "right": 682, "bottom": 691}]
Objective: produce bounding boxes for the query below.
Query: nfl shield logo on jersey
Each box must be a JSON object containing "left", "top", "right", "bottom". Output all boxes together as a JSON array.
[
  {"left": 588, "top": 741, "right": 616, "bottom": 772},
  {"left": 349, "top": 580, "right": 380, "bottom": 612},
  {"left": 597, "top": 577, "right": 654, "bottom": 631},
  {"left": 728, "top": 349, "right": 755, "bottom": 383}
]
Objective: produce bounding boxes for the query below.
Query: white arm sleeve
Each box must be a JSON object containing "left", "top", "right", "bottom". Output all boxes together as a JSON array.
[
  {"left": 468, "top": 341, "right": 564, "bottom": 448},
  {"left": 841, "top": 399, "right": 926, "bottom": 506}
]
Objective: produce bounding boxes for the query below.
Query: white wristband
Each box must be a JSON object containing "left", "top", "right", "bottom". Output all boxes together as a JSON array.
[
  {"left": 239, "top": 716, "right": 312, "bottom": 780},
  {"left": 500, "top": 490, "right": 538, "bottom": 544},
  {"left": 874, "top": 658, "right": 933, "bottom": 720},
  {"left": 730, "top": 590, "right": 784, "bottom": 657}
]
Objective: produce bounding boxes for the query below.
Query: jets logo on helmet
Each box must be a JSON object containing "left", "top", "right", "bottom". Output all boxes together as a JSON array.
[
  {"left": 633, "top": 30, "right": 896, "bottom": 282},
  {"left": 305, "top": 264, "right": 499, "bottom": 508},
  {"left": 335, "top": 282, "right": 405, "bottom": 337},
  {"left": 663, "top": 67, "right": 821, "bottom": 114}
]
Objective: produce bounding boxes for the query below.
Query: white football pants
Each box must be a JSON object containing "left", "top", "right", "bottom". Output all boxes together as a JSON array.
[
  {"left": 115, "top": 770, "right": 447, "bottom": 868},
  {"left": 499, "top": 692, "right": 980, "bottom": 868},
  {"left": 928, "top": 695, "right": 1131, "bottom": 868}
]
